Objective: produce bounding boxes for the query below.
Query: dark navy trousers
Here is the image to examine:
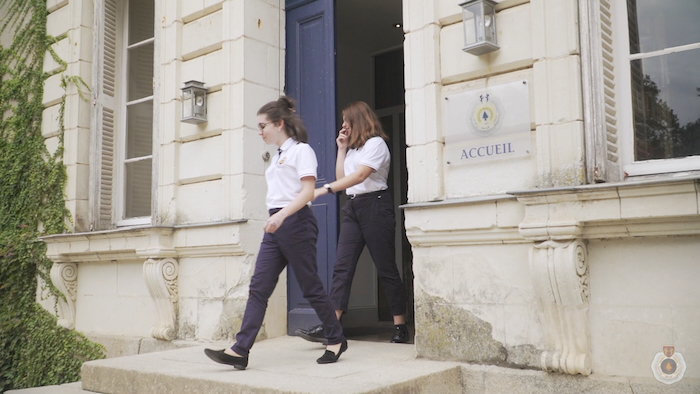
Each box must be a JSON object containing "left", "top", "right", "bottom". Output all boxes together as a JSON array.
[
  {"left": 232, "top": 206, "right": 344, "bottom": 356},
  {"left": 330, "top": 189, "right": 407, "bottom": 317}
]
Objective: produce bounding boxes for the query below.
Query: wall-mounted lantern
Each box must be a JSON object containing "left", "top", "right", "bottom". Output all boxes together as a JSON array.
[
  {"left": 181, "top": 80, "right": 207, "bottom": 124},
  {"left": 459, "top": 0, "right": 499, "bottom": 56}
]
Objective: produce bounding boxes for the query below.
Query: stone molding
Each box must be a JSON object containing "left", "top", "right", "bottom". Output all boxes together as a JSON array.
[
  {"left": 143, "top": 258, "right": 179, "bottom": 341},
  {"left": 49, "top": 262, "right": 78, "bottom": 329},
  {"left": 39, "top": 222, "right": 248, "bottom": 337},
  {"left": 512, "top": 176, "right": 700, "bottom": 241},
  {"left": 530, "top": 239, "right": 591, "bottom": 376},
  {"left": 511, "top": 178, "right": 700, "bottom": 376},
  {"left": 406, "top": 227, "right": 527, "bottom": 247},
  {"left": 41, "top": 222, "right": 247, "bottom": 263},
  {"left": 403, "top": 195, "right": 526, "bottom": 247}
]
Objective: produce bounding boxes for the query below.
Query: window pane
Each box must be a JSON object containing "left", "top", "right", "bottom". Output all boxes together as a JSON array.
[
  {"left": 128, "top": 42, "right": 154, "bottom": 101},
  {"left": 632, "top": 49, "right": 700, "bottom": 161},
  {"left": 126, "top": 100, "right": 153, "bottom": 159},
  {"left": 128, "top": 0, "right": 154, "bottom": 45},
  {"left": 125, "top": 158, "right": 152, "bottom": 218},
  {"left": 628, "top": 1, "right": 700, "bottom": 54}
]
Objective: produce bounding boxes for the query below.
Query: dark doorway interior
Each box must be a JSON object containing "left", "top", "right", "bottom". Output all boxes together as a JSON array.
[{"left": 335, "top": 0, "right": 413, "bottom": 342}]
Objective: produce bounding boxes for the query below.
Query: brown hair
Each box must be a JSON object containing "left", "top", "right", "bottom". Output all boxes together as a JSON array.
[
  {"left": 342, "top": 101, "right": 387, "bottom": 149},
  {"left": 257, "top": 96, "right": 308, "bottom": 143}
]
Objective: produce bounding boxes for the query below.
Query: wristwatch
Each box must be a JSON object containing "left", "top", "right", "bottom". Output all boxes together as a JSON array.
[{"left": 323, "top": 183, "right": 335, "bottom": 195}]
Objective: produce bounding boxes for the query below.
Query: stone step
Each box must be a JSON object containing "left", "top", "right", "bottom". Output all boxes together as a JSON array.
[
  {"left": 5, "top": 382, "right": 92, "bottom": 394},
  {"left": 79, "top": 336, "right": 462, "bottom": 394},
  {"left": 9, "top": 336, "right": 699, "bottom": 394}
]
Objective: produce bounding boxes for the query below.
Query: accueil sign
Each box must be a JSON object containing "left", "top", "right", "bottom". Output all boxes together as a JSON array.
[{"left": 443, "top": 80, "right": 531, "bottom": 164}]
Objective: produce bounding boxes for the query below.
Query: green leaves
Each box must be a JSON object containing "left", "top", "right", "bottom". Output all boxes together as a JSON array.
[{"left": 1, "top": 1, "right": 104, "bottom": 391}]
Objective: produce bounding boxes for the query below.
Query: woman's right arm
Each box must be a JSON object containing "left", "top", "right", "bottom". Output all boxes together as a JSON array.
[
  {"left": 335, "top": 128, "right": 348, "bottom": 180},
  {"left": 335, "top": 149, "right": 346, "bottom": 180}
]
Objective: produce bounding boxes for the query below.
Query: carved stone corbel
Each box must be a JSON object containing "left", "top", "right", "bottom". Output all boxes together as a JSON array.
[
  {"left": 143, "top": 258, "right": 179, "bottom": 340},
  {"left": 49, "top": 262, "right": 78, "bottom": 329},
  {"left": 530, "top": 239, "right": 591, "bottom": 375}
]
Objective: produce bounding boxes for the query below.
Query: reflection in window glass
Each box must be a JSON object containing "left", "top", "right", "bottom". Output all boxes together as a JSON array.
[
  {"left": 129, "top": 0, "right": 154, "bottom": 45},
  {"left": 628, "top": 1, "right": 700, "bottom": 162},
  {"left": 122, "top": 0, "right": 154, "bottom": 220},
  {"left": 128, "top": 43, "right": 154, "bottom": 102},
  {"left": 125, "top": 159, "right": 152, "bottom": 218},
  {"left": 631, "top": 50, "right": 700, "bottom": 161},
  {"left": 628, "top": 1, "right": 700, "bottom": 54},
  {"left": 126, "top": 101, "right": 153, "bottom": 159}
]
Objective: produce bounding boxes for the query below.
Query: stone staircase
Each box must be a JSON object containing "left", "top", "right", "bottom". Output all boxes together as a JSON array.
[
  {"left": 77, "top": 337, "right": 460, "bottom": 394},
  {"left": 8, "top": 336, "right": 699, "bottom": 394}
]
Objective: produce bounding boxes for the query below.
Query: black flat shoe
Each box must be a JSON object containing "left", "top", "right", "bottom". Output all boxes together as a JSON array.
[
  {"left": 316, "top": 340, "right": 348, "bottom": 364},
  {"left": 204, "top": 348, "right": 248, "bottom": 370},
  {"left": 391, "top": 325, "right": 409, "bottom": 344},
  {"left": 295, "top": 324, "right": 327, "bottom": 344}
]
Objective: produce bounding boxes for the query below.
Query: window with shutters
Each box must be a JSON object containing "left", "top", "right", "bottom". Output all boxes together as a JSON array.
[
  {"left": 90, "top": 0, "right": 155, "bottom": 229},
  {"left": 582, "top": 1, "right": 700, "bottom": 182}
]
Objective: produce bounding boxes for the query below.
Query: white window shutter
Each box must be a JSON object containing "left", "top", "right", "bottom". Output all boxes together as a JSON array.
[
  {"left": 580, "top": 0, "right": 621, "bottom": 183},
  {"left": 90, "top": 0, "right": 119, "bottom": 230}
]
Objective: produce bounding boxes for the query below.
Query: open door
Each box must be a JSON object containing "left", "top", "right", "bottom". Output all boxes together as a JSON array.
[{"left": 285, "top": 0, "right": 338, "bottom": 334}]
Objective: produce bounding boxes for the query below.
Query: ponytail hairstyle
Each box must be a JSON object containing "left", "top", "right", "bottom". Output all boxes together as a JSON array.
[
  {"left": 257, "top": 96, "right": 308, "bottom": 143},
  {"left": 342, "top": 101, "right": 388, "bottom": 149}
]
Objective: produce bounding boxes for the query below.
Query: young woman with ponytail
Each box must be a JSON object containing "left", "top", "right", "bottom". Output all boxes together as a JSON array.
[{"left": 204, "top": 96, "right": 347, "bottom": 369}]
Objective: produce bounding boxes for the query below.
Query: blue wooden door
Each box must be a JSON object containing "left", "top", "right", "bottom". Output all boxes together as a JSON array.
[{"left": 285, "top": 0, "right": 337, "bottom": 334}]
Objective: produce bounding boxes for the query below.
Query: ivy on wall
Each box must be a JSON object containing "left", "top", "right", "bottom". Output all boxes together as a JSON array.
[{"left": 0, "top": 0, "right": 104, "bottom": 391}]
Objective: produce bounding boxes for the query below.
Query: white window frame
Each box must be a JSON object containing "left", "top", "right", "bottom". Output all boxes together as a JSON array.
[
  {"left": 115, "top": 0, "right": 155, "bottom": 227},
  {"left": 613, "top": 0, "right": 700, "bottom": 177}
]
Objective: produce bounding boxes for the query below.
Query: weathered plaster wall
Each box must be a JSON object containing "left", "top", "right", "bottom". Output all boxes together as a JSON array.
[
  {"left": 588, "top": 236, "right": 700, "bottom": 379},
  {"left": 406, "top": 197, "right": 542, "bottom": 369},
  {"left": 412, "top": 243, "right": 543, "bottom": 369}
]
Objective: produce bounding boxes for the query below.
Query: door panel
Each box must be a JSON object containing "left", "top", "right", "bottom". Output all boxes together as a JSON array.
[{"left": 285, "top": 0, "right": 337, "bottom": 334}]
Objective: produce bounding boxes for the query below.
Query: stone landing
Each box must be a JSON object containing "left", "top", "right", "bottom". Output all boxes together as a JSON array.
[
  {"left": 8, "top": 336, "right": 700, "bottom": 394},
  {"left": 80, "top": 337, "right": 461, "bottom": 394}
]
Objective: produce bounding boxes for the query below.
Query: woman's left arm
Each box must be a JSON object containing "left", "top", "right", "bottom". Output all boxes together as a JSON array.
[
  {"left": 264, "top": 176, "right": 315, "bottom": 233},
  {"left": 323, "top": 165, "right": 373, "bottom": 194}
]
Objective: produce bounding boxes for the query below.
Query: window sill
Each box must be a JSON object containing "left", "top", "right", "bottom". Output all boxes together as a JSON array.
[{"left": 623, "top": 156, "right": 700, "bottom": 178}]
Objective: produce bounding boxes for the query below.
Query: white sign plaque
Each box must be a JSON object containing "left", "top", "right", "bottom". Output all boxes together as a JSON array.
[{"left": 443, "top": 80, "right": 531, "bottom": 164}]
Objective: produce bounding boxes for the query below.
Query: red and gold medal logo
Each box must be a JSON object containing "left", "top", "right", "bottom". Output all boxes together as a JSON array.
[{"left": 651, "top": 345, "right": 686, "bottom": 384}]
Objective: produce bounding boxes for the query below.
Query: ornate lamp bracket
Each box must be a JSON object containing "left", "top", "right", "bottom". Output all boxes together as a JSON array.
[{"left": 143, "top": 257, "right": 179, "bottom": 340}]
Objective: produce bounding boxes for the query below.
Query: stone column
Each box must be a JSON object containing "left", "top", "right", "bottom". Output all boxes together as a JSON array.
[
  {"left": 529, "top": 239, "right": 591, "bottom": 375},
  {"left": 49, "top": 262, "right": 78, "bottom": 329},
  {"left": 143, "top": 257, "right": 179, "bottom": 340}
]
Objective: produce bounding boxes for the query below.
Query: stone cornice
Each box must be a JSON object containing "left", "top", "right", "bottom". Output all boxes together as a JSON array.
[
  {"left": 511, "top": 177, "right": 700, "bottom": 241},
  {"left": 404, "top": 178, "right": 700, "bottom": 245},
  {"left": 40, "top": 220, "right": 249, "bottom": 262},
  {"left": 406, "top": 227, "right": 527, "bottom": 247}
]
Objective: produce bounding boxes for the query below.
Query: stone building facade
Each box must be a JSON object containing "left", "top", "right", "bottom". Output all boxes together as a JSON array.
[{"left": 30, "top": 0, "right": 699, "bottom": 388}]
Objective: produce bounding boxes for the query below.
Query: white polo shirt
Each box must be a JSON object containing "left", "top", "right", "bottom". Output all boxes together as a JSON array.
[
  {"left": 345, "top": 136, "right": 390, "bottom": 195},
  {"left": 265, "top": 138, "right": 318, "bottom": 210}
]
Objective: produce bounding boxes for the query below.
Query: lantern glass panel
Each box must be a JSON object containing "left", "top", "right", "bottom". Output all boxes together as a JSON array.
[
  {"left": 194, "top": 93, "right": 205, "bottom": 116},
  {"left": 483, "top": 2, "right": 496, "bottom": 43},
  {"left": 182, "top": 89, "right": 193, "bottom": 118},
  {"left": 461, "top": 3, "right": 481, "bottom": 46}
]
